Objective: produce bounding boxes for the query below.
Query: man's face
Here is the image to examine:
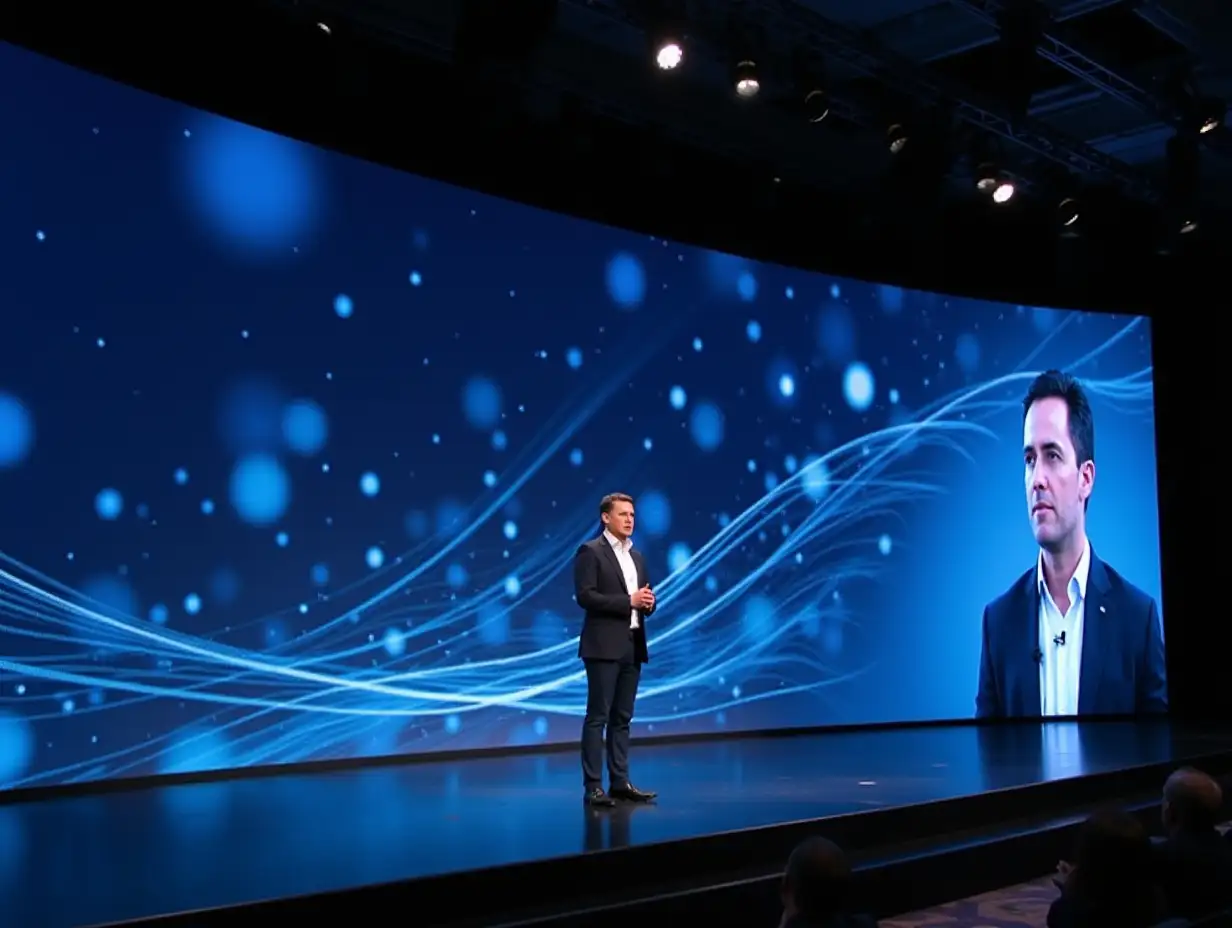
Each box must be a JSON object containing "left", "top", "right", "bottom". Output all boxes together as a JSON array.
[
  {"left": 603, "top": 501, "right": 635, "bottom": 540},
  {"left": 1023, "top": 396, "right": 1092, "bottom": 550}
]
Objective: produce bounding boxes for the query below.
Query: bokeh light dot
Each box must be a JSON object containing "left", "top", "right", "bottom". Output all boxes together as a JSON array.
[
  {"left": 94, "top": 488, "right": 123, "bottom": 521},
  {"left": 281, "top": 399, "right": 328, "bottom": 456},
  {"left": 638, "top": 490, "right": 672, "bottom": 536},
  {"left": 605, "top": 251, "right": 647, "bottom": 308},
  {"left": 689, "top": 402, "right": 725, "bottom": 452},
  {"left": 228, "top": 454, "right": 290, "bottom": 526},
  {"left": 0, "top": 392, "right": 34, "bottom": 469},
  {"left": 461, "top": 376, "right": 502, "bottom": 430},
  {"left": 842, "top": 362, "right": 876, "bottom": 412}
]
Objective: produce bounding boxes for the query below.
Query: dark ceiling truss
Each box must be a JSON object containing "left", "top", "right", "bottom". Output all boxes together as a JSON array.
[
  {"left": 948, "top": 0, "right": 1231, "bottom": 160},
  {"left": 276, "top": 0, "right": 874, "bottom": 186},
  {"left": 547, "top": 0, "right": 1159, "bottom": 201},
  {"left": 740, "top": 0, "right": 1161, "bottom": 201},
  {"left": 273, "top": 0, "right": 1225, "bottom": 216}
]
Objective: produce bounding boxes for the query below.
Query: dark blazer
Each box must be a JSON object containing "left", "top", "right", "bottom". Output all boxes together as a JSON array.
[
  {"left": 1153, "top": 829, "right": 1232, "bottom": 920},
  {"left": 975, "top": 548, "right": 1167, "bottom": 718},
  {"left": 573, "top": 535, "right": 654, "bottom": 664}
]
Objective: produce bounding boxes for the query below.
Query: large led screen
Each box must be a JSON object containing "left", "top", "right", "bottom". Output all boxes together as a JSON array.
[{"left": 0, "top": 44, "right": 1164, "bottom": 790}]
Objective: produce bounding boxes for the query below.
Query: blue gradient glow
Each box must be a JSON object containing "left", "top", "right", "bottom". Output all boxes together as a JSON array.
[{"left": 0, "top": 42, "right": 1162, "bottom": 790}]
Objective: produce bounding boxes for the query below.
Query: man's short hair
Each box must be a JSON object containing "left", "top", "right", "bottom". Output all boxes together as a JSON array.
[
  {"left": 599, "top": 492, "right": 634, "bottom": 515},
  {"left": 1022, "top": 369, "right": 1095, "bottom": 466},
  {"left": 1164, "top": 767, "right": 1223, "bottom": 831},
  {"left": 783, "top": 836, "right": 851, "bottom": 920}
]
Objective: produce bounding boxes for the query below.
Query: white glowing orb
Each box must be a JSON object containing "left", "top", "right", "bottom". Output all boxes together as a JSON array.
[{"left": 655, "top": 42, "right": 683, "bottom": 70}]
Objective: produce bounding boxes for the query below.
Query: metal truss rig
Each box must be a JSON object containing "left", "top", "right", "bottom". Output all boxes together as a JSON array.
[
  {"left": 273, "top": 0, "right": 868, "bottom": 185},
  {"left": 750, "top": 0, "right": 1160, "bottom": 202},
  {"left": 951, "top": 0, "right": 1232, "bottom": 159}
]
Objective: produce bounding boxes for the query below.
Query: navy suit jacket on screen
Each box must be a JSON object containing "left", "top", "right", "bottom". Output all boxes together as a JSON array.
[{"left": 975, "top": 549, "right": 1167, "bottom": 718}]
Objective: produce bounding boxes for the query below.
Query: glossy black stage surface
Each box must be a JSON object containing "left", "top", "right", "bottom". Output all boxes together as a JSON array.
[{"left": 1, "top": 720, "right": 1229, "bottom": 928}]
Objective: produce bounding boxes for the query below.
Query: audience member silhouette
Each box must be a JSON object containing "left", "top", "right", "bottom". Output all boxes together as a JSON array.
[
  {"left": 1047, "top": 809, "right": 1166, "bottom": 928},
  {"left": 1153, "top": 767, "right": 1232, "bottom": 920},
  {"left": 779, "top": 837, "right": 877, "bottom": 928},
  {"left": 772, "top": 772, "right": 1232, "bottom": 928}
]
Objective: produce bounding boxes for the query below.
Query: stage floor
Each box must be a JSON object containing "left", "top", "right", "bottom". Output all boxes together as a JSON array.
[{"left": 0, "top": 720, "right": 1225, "bottom": 928}]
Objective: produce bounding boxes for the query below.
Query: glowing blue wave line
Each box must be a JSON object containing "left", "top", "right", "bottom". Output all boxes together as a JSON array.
[
  {"left": 0, "top": 319, "right": 1157, "bottom": 787},
  {"left": 0, "top": 362, "right": 1154, "bottom": 710}
]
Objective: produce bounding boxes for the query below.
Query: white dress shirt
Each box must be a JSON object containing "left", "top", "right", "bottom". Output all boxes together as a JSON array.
[
  {"left": 1038, "top": 540, "right": 1090, "bottom": 716},
  {"left": 603, "top": 529, "right": 639, "bottom": 629}
]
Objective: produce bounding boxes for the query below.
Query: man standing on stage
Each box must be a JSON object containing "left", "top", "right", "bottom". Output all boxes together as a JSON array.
[{"left": 574, "top": 492, "right": 658, "bottom": 807}]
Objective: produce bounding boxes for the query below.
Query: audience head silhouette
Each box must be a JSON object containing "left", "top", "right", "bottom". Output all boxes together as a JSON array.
[
  {"left": 1073, "top": 808, "right": 1152, "bottom": 890},
  {"left": 781, "top": 837, "right": 852, "bottom": 924},
  {"left": 1058, "top": 807, "right": 1165, "bottom": 928},
  {"left": 1162, "top": 767, "right": 1223, "bottom": 834}
]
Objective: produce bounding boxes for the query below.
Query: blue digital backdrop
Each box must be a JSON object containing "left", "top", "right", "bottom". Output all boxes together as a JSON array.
[{"left": 0, "top": 43, "right": 1162, "bottom": 790}]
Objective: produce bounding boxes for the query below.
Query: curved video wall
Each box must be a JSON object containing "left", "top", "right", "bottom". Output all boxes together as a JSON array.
[{"left": 0, "top": 42, "right": 1164, "bottom": 790}]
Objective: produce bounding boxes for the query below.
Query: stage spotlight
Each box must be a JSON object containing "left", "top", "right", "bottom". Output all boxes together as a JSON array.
[
  {"left": 976, "top": 163, "right": 1015, "bottom": 203},
  {"left": 733, "top": 60, "right": 760, "bottom": 98},
  {"left": 974, "top": 162, "right": 998, "bottom": 192},
  {"left": 1180, "top": 217, "right": 1199, "bottom": 234},
  {"left": 1057, "top": 197, "right": 1081, "bottom": 232},
  {"left": 991, "top": 181, "right": 1015, "bottom": 203},
  {"left": 653, "top": 39, "right": 683, "bottom": 70},
  {"left": 1192, "top": 97, "right": 1226, "bottom": 134},
  {"left": 886, "top": 123, "right": 909, "bottom": 154},
  {"left": 803, "top": 88, "right": 830, "bottom": 123},
  {"left": 1059, "top": 195, "right": 1079, "bottom": 227}
]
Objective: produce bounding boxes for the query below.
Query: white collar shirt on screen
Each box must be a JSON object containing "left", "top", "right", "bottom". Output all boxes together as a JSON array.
[
  {"left": 603, "top": 529, "right": 639, "bottom": 629},
  {"left": 1037, "top": 539, "right": 1091, "bottom": 717}
]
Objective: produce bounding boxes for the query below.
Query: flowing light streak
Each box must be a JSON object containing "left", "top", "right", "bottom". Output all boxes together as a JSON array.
[{"left": 0, "top": 324, "right": 1155, "bottom": 788}]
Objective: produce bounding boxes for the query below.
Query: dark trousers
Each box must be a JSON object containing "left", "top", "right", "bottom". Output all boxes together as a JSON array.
[{"left": 581, "top": 632, "right": 640, "bottom": 790}]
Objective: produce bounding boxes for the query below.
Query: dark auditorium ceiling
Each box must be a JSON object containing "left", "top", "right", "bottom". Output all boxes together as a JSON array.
[
  {"left": 3, "top": 0, "right": 1228, "bottom": 277},
  {"left": 285, "top": 0, "right": 1231, "bottom": 232}
]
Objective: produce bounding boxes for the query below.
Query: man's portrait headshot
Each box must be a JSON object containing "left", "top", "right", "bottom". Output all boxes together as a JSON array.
[{"left": 975, "top": 370, "right": 1167, "bottom": 718}]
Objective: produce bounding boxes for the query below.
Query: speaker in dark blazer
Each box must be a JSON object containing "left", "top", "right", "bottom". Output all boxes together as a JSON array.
[{"left": 573, "top": 492, "right": 658, "bottom": 807}]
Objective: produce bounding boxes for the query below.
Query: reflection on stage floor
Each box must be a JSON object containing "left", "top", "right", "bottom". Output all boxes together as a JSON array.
[{"left": 0, "top": 719, "right": 1214, "bottom": 928}]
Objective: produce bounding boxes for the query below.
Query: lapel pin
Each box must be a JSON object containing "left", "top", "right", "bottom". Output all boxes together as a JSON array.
[{"left": 1099, "top": 606, "right": 1106, "bottom": 613}]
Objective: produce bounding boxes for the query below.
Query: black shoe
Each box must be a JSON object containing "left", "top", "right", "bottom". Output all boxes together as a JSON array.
[
  {"left": 584, "top": 787, "right": 616, "bottom": 807},
  {"left": 610, "top": 783, "right": 657, "bottom": 802}
]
